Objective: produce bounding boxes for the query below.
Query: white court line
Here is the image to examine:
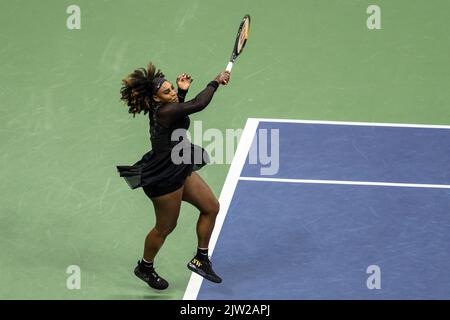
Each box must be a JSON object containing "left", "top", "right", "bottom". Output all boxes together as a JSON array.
[
  {"left": 253, "top": 118, "right": 450, "bottom": 129},
  {"left": 183, "top": 118, "right": 260, "bottom": 300},
  {"left": 239, "top": 177, "right": 450, "bottom": 189}
]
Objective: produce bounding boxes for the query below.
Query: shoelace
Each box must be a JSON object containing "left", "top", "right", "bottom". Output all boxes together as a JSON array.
[
  {"left": 147, "top": 268, "right": 159, "bottom": 278},
  {"left": 202, "top": 260, "right": 213, "bottom": 272},
  {"left": 151, "top": 272, "right": 161, "bottom": 282},
  {"left": 139, "top": 262, "right": 162, "bottom": 282}
]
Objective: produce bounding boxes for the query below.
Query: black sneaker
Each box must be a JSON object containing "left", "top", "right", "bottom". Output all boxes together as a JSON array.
[
  {"left": 187, "top": 257, "right": 222, "bottom": 283},
  {"left": 134, "top": 261, "right": 169, "bottom": 290}
]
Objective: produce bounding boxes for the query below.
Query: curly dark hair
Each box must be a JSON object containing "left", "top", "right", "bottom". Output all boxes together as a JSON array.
[{"left": 120, "top": 62, "right": 165, "bottom": 117}]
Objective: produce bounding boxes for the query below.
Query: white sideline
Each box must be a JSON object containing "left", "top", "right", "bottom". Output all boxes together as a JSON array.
[{"left": 182, "top": 118, "right": 259, "bottom": 300}]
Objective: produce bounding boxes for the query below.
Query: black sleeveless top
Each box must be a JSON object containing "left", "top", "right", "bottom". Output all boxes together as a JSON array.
[{"left": 116, "top": 81, "right": 219, "bottom": 190}]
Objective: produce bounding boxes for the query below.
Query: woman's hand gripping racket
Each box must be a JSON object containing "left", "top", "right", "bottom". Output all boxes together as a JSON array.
[{"left": 225, "top": 14, "right": 251, "bottom": 72}]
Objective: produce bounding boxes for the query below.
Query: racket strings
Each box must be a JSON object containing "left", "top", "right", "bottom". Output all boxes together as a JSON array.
[{"left": 237, "top": 18, "right": 250, "bottom": 54}]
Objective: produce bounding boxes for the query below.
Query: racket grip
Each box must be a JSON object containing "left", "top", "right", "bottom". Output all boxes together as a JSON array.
[{"left": 226, "top": 61, "right": 233, "bottom": 72}]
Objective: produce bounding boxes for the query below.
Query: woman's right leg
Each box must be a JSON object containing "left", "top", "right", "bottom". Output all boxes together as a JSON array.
[
  {"left": 135, "top": 186, "right": 184, "bottom": 290},
  {"left": 143, "top": 185, "right": 184, "bottom": 262}
]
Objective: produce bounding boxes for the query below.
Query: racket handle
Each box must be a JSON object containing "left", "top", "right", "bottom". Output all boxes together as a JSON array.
[{"left": 226, "top": 61, "right": 233, "bottom": 72}]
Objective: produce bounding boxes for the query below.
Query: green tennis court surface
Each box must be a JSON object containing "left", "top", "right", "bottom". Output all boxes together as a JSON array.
[{"left": 0, "top": 0, "right": 449, "bottom": 299}]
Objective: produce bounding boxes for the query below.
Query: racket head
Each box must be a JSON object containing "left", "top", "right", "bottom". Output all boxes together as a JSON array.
[{"left": 231, "top": 14, "right": 251, "bottom": 62}]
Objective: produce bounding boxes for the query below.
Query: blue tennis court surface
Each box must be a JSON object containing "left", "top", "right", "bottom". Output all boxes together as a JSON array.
[{"left": 196, "top": 119, "right": 450, "bottom": 300}]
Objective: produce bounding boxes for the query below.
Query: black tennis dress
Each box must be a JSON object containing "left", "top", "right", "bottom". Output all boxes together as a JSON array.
[{"left": 116, "top": 80, "right": 219, "bottom": 197}]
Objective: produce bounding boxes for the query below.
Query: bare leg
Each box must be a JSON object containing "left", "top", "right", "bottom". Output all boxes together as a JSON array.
[
  {"left": 182, "top": 172, "right": 222, "bottom": 283},
  {"left": 143, "top": 186, "right": 184, "bottom": 262},
  {"left": 182, "top": 172, "right": 220, "bottom": 249}
]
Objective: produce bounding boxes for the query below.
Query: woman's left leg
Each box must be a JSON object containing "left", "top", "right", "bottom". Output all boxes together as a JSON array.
[
  {"left": 182, "top": 171, "right": 220, "bottom": 248},
  {"left": 182, "top": 171, "right": 222, "bottom": 283}
]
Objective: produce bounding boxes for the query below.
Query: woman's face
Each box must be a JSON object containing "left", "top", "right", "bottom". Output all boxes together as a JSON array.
[{"left": 153, "top": 81, "right": 178, "bottom": 103}]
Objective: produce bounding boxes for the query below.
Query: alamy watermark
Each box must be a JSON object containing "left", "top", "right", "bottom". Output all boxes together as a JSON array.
[
  {"left": 66, "top": 5, "right": 81, "bottom": 30},
  {"left": 366, "top": 265, "right": 381, "bottom": 290},
  {"left": 367, "top": 5, "right": 381, "bottom": 30},
  {"left": 66, "top": 265, "right": 81, "bottom": 290},
  {"left": 170, "top": 121, "right": 279, "bottom": 175}
]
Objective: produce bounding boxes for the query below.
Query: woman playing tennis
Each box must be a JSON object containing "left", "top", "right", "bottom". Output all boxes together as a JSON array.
[{"left": 117, "top": 62, "right": 230, "bottom": 290}]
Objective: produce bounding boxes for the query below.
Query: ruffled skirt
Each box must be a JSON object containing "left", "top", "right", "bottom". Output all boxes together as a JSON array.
[{"left": 116, "top": 143, "right": 209, "bottom": 196}]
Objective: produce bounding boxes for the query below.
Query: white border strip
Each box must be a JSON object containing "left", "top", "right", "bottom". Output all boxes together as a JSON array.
[
  {"left": 253, "top": 118, "right": 450, "bottom": 129},
  {"left": 183, "top": 118, "right": 260, "bottom": 300},
  {"left": 239, "top": 177, "right": 450, "bottom": 189}
]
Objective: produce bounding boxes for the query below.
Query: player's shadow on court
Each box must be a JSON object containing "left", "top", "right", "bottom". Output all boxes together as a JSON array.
[
  {"left": 109, "top": 293, "right": 173, "bottom": 300},
  {"left": 109, "top": 282, "right": 174, "bottom": 299},
  {"left": 110, "top": 278, "right": 174, "bottom": 300}
]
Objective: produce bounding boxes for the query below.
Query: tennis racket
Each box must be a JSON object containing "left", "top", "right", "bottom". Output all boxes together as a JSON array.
[{"left": 226, "top": 14, "right": 251, "bottom": 72}]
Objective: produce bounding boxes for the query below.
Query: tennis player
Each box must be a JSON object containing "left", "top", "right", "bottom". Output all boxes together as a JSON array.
[{"left": 117, "top": 62, "right": 230, "bottom": 290}]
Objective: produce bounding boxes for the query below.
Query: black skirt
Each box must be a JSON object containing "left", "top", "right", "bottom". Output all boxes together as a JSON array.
[{"left": 116, "top": 143, "right": 209, "bottom": 197}]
